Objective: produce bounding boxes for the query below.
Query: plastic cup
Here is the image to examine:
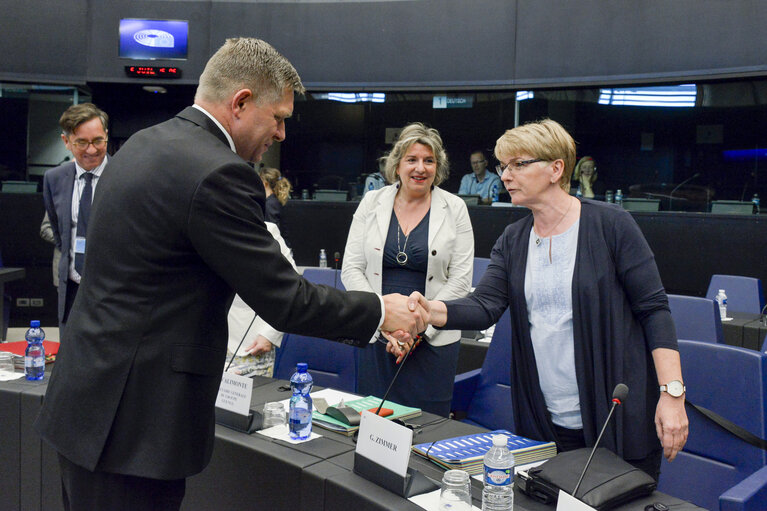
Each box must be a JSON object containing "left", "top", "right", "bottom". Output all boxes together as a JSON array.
[
  {"left": 262, "top": 402, "right": 287, "bottom": 429},
  {"left": 439, "top": 469, "right": 472, "bottom": 510}
]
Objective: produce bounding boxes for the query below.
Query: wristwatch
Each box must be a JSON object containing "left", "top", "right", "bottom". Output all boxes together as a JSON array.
[{"left": 660, "top": 380, "right": 686, "bottom": 397}]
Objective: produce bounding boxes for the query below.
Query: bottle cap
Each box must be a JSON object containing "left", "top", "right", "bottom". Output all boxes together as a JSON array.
[
  {"left": 492, "top": 434, "right": 507, "bottom": 446},
  {"left": 719, "top": 289, "right": 725, "bottom": 293},
  {"left": 297, "top": 362, "right": 308, "bottom": 372},
  {"left": 30, "top": 320, "right": 40, "bottom": 328}
]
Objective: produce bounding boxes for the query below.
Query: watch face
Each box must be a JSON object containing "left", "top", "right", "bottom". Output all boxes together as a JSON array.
[{"left": 666, "top": 380, "right": 684, "bottom": 397}]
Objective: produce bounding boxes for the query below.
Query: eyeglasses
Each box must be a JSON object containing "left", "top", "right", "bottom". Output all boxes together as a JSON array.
[
  {"left": 71, "top": 138, "right": 107, "bottom": 150},
  {"left": 495, "top": 158, "right": 544, "bottom": 177}
]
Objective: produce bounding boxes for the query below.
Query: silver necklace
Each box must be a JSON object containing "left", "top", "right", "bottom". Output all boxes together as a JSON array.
[
  {"left": 396, "top": 221, "right": 409, "bottom": 266},
  {"left": 534, "top": 197, "right": 573, "bottom": 246}
]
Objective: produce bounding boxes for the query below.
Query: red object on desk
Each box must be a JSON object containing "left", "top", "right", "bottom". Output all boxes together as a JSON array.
[
  {"left": 0, "top": 341, "right": 59, "bottom": 363},
  {"left": 366, "top": 407, "right": 394, "bottom": 417}
]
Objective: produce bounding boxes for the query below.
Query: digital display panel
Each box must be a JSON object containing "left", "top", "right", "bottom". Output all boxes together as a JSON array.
[{"left": 119, "top": 19, "right": 188, "bottom": 60}]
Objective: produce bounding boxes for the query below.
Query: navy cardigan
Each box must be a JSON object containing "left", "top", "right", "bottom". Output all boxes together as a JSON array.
[{"left": 445, "top": 199, "right": 677, "bottom": 460}]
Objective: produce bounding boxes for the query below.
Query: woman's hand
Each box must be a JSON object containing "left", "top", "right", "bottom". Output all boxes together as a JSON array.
[
  {"left": 655, "top": 393, "right": 689, "bottom": 461},
  {"left": 244, "top": 335, "right": 274, "bottom": 357},
  {"left": 382, "top": 330, "right": 414, "bottom": 364}
]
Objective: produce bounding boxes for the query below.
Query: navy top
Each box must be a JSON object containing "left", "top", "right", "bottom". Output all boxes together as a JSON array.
[{"left": 382, "top": 209, "right": 429, "bottom": 296}]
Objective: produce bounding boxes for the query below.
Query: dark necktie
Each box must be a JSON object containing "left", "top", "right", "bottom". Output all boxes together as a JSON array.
[{"left": 74, "top": 172, "right": 94, "bottom": 275}]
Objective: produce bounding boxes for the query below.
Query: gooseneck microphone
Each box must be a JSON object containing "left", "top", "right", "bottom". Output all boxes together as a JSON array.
[
  {"left": 571, "top": 383, "right": 629, "bottom": 497},
  {"left": 224, "top": 311, "right": 258, "bottom": 372},
  {"left": 669, "top": 173, "right": 700, "bottom": 209},
  {"left": 333, "top": 251, "right": 341, "bottom": 288}
]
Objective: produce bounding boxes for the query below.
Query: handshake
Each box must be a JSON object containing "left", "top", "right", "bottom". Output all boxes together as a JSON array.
[{"left": 380, "top": 292, "right": 445, "bottom": 362}]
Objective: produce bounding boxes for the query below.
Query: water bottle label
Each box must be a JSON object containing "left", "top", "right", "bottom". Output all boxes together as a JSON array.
[
  {"left": 25, "top": 356, "right": 45, "bottom": 367},
  {"left": 484, "top": 466, "right": 512, "bottom": 486}
]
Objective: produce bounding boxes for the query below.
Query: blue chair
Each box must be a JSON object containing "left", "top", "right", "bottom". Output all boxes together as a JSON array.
[
  {"left": 720, "top": 465, "right": 767, "bottom": 511},
  {"left": 667, "top": 294, "right": 724, "bottom": 343},
  {"left": 451, "top": 308, "right": 514, "bottom": 431},
  {"left": 271, "top": 266, "right": 356, "bottom": 392},
  {"left": 706, "top": 275, "right": 766, "bottom": 315},
  {"left": 472, "top": 257, "right": 491, "bottom": 287},
  {"left": 302, "top": 267, "right": 344, "bottom": 290},
  {"left": 273, "top": 332, "right": 358, "bottom": 393},
  {"left": 657, "top": 340, "right": 767, "bottom": 511}
]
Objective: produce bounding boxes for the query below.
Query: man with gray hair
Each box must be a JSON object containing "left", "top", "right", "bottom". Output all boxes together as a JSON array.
[{"left": 36, "top": 38, "right": 426, "bottom": 510}]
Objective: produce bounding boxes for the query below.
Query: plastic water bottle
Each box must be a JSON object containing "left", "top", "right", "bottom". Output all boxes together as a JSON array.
[
  {"left": 319, "top": 249, "right": 328, "bottom": 268},
  {"left": 615, "top": 189, "right": 624, "bottom": 206},
  {"left": 575, "top": 184, "right": 583, "bottom": 198},
  {"left": 753, "top": 193, "right": 760, "bottom": 214},
  {"left": 715, "top": 289, "right": 728, "bottom": 320},
  {"left": 24, "top": 320, "right": 45, "bottom": 381},
  {"left": 289, "top": 362, "right": 313, "bottom": 440},
  {"left": 482, "top": 434, "right": 514, "bottom": 511},
  {"left": 606, "top": 190, "right": 614, "bottom": 203}
]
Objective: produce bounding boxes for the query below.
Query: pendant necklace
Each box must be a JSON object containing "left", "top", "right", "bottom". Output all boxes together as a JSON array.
[{"left": 396, "top": 220, "right": 409, "bottom": 266}]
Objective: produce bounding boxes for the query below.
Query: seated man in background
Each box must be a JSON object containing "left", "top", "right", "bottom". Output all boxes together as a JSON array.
[{"left": 458, "top": 149, "right": 502, "bottom": 204}]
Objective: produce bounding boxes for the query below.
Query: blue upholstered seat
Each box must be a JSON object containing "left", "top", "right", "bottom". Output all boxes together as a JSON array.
[
  {"left": 450, "top": 308, "right": 514, "bottom": 431},
  {"left": 657, "top": 340, "right": 767, "bottom": 511},
  {"left": 472, "top": 257, "right": 491, "bottom": 287},
  {"left": 706, "top": 274, "right": 766, "bottom": 315},
  {"left": 272, "top": 266, "right": 357, "bottom": 392},
  {"left": 667, "top": 293, "right": 724, "bottom": 343}
]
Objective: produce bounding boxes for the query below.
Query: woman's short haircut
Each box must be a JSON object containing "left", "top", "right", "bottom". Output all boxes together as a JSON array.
[
  {"left": 383, "top": 123, "right": 449, "bottom": 186},
  {"left": 494, "top": 118, "right": 576, "bottom": 192},
  {"left": 59, "top": 103, "right": 108, "bottom": 136},
  {"left": 195, "top": 38, "right": 305, "bottom": 106}
]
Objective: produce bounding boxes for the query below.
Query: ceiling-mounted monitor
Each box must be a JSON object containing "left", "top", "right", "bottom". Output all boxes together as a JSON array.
[{"left": 119, "top": 19, "right": 188, "bottom": 60}]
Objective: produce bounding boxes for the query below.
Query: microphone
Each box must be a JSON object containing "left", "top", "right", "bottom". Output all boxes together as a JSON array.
[
  {"left": 571, "top": 384, "right": 629, "bottom": 498},
  {"left": 333, "top": 251, "right": 341, "bottom": 289},
  {"left": 669, "top": 173, "right": 700, "bottom": 209},
  {"left": 224, "top": 311, "right": 258, "bottom": 372}
]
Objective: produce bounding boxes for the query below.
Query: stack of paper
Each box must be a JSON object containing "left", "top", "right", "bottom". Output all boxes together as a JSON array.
[
  {"left": 412, "top": 430, "right": 556, "bottom": 475},
  {"left": 312, "top": 395, "right": 421, "bottom": 436}
]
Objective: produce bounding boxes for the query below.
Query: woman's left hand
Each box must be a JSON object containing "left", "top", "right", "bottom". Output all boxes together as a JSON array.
[
  {"left": 244, "top": 335, "right": 274, "bottom": 357},
  {"left": 381, "top": 330, "right": 414, "bottom": 364},
  {"left": 654, "top": 393, "right": 689, "bottom": 461}
]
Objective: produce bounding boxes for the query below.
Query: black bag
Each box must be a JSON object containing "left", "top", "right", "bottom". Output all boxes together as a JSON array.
[{"left": 517, "top": 447, "right": 657, "bottom": 510}]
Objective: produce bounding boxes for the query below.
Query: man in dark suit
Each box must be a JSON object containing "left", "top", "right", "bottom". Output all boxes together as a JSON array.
[
  {"left": 35, "top": 38, "right": 425, "bottom": 510},
  {"left": 42, "top": 103, "right": 109, "bottom": 325}
]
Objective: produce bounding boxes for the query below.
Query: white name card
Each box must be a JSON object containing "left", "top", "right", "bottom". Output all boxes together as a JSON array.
[
  {"left": 356, "top": 410, "right": 413, "bottom": 477},
  {"left": 556, "top": 489, "right": 597, "bottom": 511},
  {"left": 215, "top": 372, "right": 253, "bottom": 416}
]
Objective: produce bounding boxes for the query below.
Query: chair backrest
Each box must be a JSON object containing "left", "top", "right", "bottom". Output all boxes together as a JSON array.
[
  {"left": 706, "top": 274, "right": 766, "bottom": 314},
  {"left": 657, "top": 340, "right": 767, "bottom": 511},
  {"left": 302, "top": 267, "right": 344, "bottom": 289},
  {"left": 472, "top": 257, "right": 491, "bottom": 287},
  {"left": 273, "top": 332, "right": 358, "bottom": 393},
  {"left": 667, "top": 293, "right": 724, "bottom": 343},
  {"left": 465, "top": 308, "right": 515, "bottom": 431}
]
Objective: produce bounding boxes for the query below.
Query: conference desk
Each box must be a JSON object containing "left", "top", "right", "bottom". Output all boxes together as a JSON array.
[
  {"left": 0, "top": 373, "right": 702, "bottom": 511},
  {"left": 722, "top": 312, "right": 767, "bottom": 350}
]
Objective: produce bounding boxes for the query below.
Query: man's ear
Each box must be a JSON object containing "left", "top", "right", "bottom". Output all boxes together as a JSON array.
[{"left": 231, "top": 89, "right": 254, "bottom": 118}]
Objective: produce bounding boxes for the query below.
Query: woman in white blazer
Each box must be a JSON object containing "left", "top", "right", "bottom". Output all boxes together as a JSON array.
[{"left": 342, "top": 123, "right": 474, "bottom": 416}]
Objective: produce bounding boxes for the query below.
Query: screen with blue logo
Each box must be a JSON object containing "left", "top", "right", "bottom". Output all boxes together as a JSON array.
[{"left": 119, "top": 19, "right": 188, "bottom": 60}]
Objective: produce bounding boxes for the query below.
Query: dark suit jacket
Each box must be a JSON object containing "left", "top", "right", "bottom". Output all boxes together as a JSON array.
[
  {"left": 35, "top": 107, "right": 381, "bottom": 480},
  {"left": 42, "top": 161, "right": 76, "bottom": 322}
]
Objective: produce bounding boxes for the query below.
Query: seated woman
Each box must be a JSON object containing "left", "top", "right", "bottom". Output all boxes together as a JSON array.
[
  {"left": 225, "top": 221, "right": 295, "bottom": 377},
  {"left": 572, "top": 156, "right": 605, "bottom": 199},
  {"left": 259, "top": 167, "right": 292, "bottom": 239},
  {"left": 342, "top": 122, "right": 474, "bottom": 416},
  {"left": 412, "top": 119, "right": 688, "bottom": 479}
]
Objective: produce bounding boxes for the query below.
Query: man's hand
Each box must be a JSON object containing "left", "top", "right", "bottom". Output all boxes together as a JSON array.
[
  {"left": 382, "top": 293, "right": 429, "bottom": 338},
  {"left": 244, "top": 335, "right": 273, "bottom": 357}
]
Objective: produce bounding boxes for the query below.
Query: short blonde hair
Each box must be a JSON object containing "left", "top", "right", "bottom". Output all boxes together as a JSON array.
[
  {"left": 195, "top": 38, "right": 305, "bottom": 106},
  {"left": 383, "top": 123, "right": 449, "bottom": 186},
  {"left": 494, "top": 119, "right": 576, "bottom": 192}
]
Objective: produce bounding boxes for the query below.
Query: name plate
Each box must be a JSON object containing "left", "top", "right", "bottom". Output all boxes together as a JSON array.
[
  {"left": 557, "top": 489, "right": 597, "bottom": 511},
  {"left": 356, "top": 410, "right": 413, "bottom": 477},
  {"left": 215, "top": 372, "right": 253, "bottom": 416}
]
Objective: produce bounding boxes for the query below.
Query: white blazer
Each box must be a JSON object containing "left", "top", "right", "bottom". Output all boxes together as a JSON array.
[
  {"left": 342, "top": 184, "right": 474, "bottom": 346},
  {"left": 227, "top": 222, "right": 296, "bottom": 355}
]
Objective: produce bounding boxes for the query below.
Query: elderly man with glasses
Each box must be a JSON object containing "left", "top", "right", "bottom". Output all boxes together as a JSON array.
[{"left": 43, "top": 102, "right": 109, "bottom": 325}]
